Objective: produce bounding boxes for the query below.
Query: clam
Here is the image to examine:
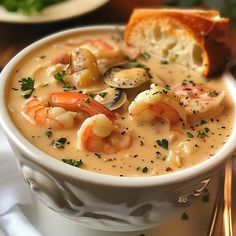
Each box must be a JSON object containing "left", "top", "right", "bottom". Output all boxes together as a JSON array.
[
  {"left": 90, "top": 86, "right": 127, "bottom": 111},
  {"left": 104, "top": 61, "right": 151, "bottom": 89}
]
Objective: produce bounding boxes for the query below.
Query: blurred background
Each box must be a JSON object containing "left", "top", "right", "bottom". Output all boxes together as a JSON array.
[{"left": 1, "top": 0, "right": 236, "bottom": 70}]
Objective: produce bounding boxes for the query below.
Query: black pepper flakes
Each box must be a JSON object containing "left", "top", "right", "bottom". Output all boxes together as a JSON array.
[
  {"left": 142, "top": 167, "right": 148, "bottom": 173},
  {"left": 166, "top": 167, "right": 173, "bottom": 171}
]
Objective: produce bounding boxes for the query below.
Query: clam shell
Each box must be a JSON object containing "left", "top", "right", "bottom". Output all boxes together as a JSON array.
[
  {"left": 91, "top": 86, "right": 127, "bottom": 111},
  {"left": 104, "top": 62, "right": 151, "bottom": 89}
]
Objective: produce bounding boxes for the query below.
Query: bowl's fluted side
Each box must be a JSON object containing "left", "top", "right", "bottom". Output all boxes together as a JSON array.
[{"left": 9, "top": 140, "right": 218, "bottom": 231}]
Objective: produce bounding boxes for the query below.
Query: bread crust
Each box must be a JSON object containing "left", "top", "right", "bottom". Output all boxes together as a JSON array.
[{"left": 125, "top": 9, "right": 230, "bottom": 76}]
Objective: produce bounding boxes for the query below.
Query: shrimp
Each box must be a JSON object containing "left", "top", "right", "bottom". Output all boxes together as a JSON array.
[
  {"left": 21, "top": 92, "right": 116, "bottom": 129},
  {"left": 80, "top": 39, "right": 114, "bottom": 51},
  {"left": 173, "top": 84, "right": 225, "bottom": 123},
  {"left": 77, "top": 114, "right": 132, "bottom": 155},
  {"left": 21, "top": 97, "right": 76, "bottom": 129},
  {"left": 128, "top": 84, "right": 187, "bottom": 125},
  {"left": 51, "top": 53, "right": 70, "bottom": 65},
  {"left": 66, "top": 38, "right": 121, "bottom": 59}
]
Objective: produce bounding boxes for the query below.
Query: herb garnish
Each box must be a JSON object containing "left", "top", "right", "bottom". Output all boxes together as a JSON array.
[
  {"left": 200, "top": 119, "right": 207, "bottom": 125},
  {"left": 99, "top": 92, "right": 108, "bottom": 98},
  {"left": 156, "top": 139, "right": 169, "bottom": 150},
  {"left": 141, "top": 52, "right": 151, "bottom": 60},
  {"left": 54, "top": 70, "right": 75, "bottom": 90},
  {"left": 204, "top": 127, "right": 210, "bottom": 133},
  {"left": 54, "top": 137, "right": 67, "bottom": 149},
  {"left": 46, "top": 130, "right": 53, "bottom": 137},
  {"left": 88, "top": 93, "right": 97, "bottom": 98},
  {"left": 127, "top": 59, "right": 151, "bottom": 72},
  {"left": 19, "top": 77, "right": 35, "bottom": 99},
  {"left": 162, "top": 156, "right": 167, "bottom": 161},
  {"left": 186, "top": 132, "right": 194, "bottom": 138},
  {"left": 197, "top": 131, "right": 206, "bottom": 138},
  {"left": 54, "top": 70, "right": 66, "bottom": 83},
  {"left": 208, "top": 91, "right": 218, "bottom": 97},
  {"left": 62, "top": 159, "right": 83, "bottom": 168},
  {"left": 160, "top": 59, "right": 169, "bottom": 65}
]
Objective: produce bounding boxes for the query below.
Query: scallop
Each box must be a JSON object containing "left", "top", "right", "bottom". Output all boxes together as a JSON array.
[
  {"left": 92, "top": 86, "right": 127, "bottom": 111},
  {"left": 104, "top": 62, "right": 151, "bottom": 89}
]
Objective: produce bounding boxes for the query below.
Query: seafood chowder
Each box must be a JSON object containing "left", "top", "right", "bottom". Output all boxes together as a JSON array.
[{"left": 7, "top": 29, "right": 234, "bottom": 177}]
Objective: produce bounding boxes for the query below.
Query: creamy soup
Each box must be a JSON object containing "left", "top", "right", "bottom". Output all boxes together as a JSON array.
[{"left": 7, "top": 29, "right": 234, "bottom": 177}]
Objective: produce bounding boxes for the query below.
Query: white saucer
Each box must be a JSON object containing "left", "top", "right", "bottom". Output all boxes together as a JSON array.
[
  {"left": 0, "top": 125, "right": 221, "bottom": 236},
  {"left": 0, "top": 0, "right": 109, "bottom": 24}
]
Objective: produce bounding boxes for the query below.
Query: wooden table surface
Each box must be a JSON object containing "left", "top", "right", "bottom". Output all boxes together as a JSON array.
[{"left": 0, "top": 0, "right": 236, "bottom": 70}]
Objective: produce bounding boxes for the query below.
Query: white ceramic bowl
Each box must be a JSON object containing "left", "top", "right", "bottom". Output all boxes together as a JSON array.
[{"left": 0, "top": 26, "right": 236, "bottom": 231}]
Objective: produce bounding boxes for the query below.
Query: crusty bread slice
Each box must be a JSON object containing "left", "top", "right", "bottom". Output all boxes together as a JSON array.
[{"left": 125, "top": 9, "right": 230, "bottom": 76}]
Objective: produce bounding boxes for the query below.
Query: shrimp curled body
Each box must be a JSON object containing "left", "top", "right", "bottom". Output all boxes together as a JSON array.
[
  {"left": 77, "top": 114, "right": 132, "bottom": 155},
  {"left": 128, "top": 84, "right": 187, "bottom": 125},
  {"left": 21, "top": 92, "right": 116, "bottom": 129},
  {"left": 173, "top": 84, "right": 225, "bottom": 123}
]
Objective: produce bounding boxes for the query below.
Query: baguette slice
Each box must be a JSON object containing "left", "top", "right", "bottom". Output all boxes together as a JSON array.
[{"left": 125, "top": 9, "right": 230, "bottom": 76}]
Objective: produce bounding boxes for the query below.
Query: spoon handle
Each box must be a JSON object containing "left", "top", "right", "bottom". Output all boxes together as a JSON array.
[
  {"left": 222, "top": 159, "right": 233, "bottom": 236},
  {"left": 207, "top": 158, "right": 234, "bottom": 236}
]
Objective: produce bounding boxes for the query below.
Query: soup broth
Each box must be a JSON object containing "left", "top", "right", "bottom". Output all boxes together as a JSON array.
[{"left": 7, "top": 29, "right": 234, "bottom": 177}]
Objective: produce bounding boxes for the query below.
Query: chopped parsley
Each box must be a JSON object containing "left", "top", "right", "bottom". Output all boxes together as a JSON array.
[
  {"left": 160, "top": 59, "right": 169, "bottom": 64},
  {"left": 186, "top": 132, "right": 194, "bottom": 138},
  {"left": 156, "top": 139, "right": 169, "bottom": 150},
  {"left": 63, "top": 84, "right": 76, "bottom": 91},
  {"left": 54, "top": 70, "right": 66, "bottom": 83},
  {"left": 208, "top": 91, "right": 218, "bottom": 97},
  {"left": 181, "top": 212, "right": 189, "bottom": 220},
  {"left": 127, "top": 59, "right": 151, "bottom": 72},
  {"left": 99, "top": 92, "right": 108, "bottom": 98},
  {"left": 204, "top": 127, "right": 210, "bottom": 133},
  {"left": 88, "top": 93, "right": 97, "bottom": 98},
  {"left": 53, "top": 137, "right": 67, "bottom": 149},
  {"left": 197, "top": 131, "right": 206, "bottom": 138},
  {"left": 62, "top": 159, "right": 83, "bottom": 168},
  {"left": 162, "top": 156, "right": 167, "bottom": 161},
  {"left": 141, "top": 52, "right": 151, "bottom": 60},
  {"left": 54, "top": 70, "right": 75, "bottom": 90},
  {"left": 46, "top": 130, "right": 53, "bottom": 137},
  {"left": 19, "top": 77, "right": 35, "bottom": 99}
]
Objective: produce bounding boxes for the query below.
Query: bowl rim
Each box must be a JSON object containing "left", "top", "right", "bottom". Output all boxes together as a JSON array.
[{"left": 0, "top": 25, "right": 236, "bottom": 187}]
